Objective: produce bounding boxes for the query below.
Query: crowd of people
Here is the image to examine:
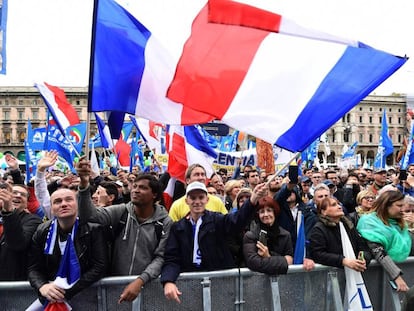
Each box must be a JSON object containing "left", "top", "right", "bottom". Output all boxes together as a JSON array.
[{"left": 2, "top": 151, "right": 414, "bottom": 309}]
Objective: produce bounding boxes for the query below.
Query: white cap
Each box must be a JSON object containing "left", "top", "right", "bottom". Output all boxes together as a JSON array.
[{"left": 186, "top": 181, "right": 208, "bottom": 195}]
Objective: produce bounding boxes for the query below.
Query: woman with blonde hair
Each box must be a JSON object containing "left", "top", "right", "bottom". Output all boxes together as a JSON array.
[
  {"left": 224, "top": 179, "right": 242, "bottom": 211},
  {"left": 348, "top": 189, "right": 376, "bottom": 226}
]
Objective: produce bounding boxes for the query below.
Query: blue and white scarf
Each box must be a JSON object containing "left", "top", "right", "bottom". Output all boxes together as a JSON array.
[{"left": 44, "top": 218, "right": 81, "bottom": 289}]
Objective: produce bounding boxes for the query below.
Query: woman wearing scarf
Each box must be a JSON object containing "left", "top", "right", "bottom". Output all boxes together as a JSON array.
[
  {"left": 357, "top": 191, "right": 412, "bottom": 292},
  {"left": 243, "top": 196, "right": 293, "bottom": 274},
  {"left": 308, "top": 197, "right": 371, "bottom": 270},
  {"left": 347, "top": 189, "right": 376, "bottom": 226}
]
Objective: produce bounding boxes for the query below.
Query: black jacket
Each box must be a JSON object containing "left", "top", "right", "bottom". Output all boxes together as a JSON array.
[
  {"left": 28, "top": 220, "right": 108, "bottom": 302},
  {"left": 308, "top": 216, "right": 371, "bottom": 268},
  {"left": 160, "top": 199, "right": 256, "bottom": 284},
  {"left": 0, "top": 210, "right": 42, "bottom": 281},
  {"left": 243, "top": 222, "right": 293, "bottom": 275}
]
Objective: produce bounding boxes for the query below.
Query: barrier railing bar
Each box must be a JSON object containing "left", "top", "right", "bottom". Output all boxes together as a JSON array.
[
  {"left": 234, "top": 270, "right": 245, "bottom": 311},
  {"left": 327, "top": 270, "right": 344, "bottom": 311},
  {"left": 201, "top": 277, "right": 212, "bottom": 311},
  {"left": 98, "top": 285, "right": 106, "bottom": 311},
  {"left": 269, "top": 276, "right": 282, "bottom": 311}
]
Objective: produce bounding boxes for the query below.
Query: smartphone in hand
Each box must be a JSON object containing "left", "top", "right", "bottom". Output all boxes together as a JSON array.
[
  {"left": 288, "top": 165, "right": 299, "bottom": 184},
  {"left": 259, "top": 230, "right": 268, "bottom": 246}
]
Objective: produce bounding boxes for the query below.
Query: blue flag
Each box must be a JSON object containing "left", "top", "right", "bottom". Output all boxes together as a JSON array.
[
  {"left": 25, "top": 120, "right": 38, "bottom": 183},
  {"left": 342, "top": 141, "right": 358, "bottom": 159},
  {"left": 374, "top": 110, "right": 394, "bottom": 168},
  {"left": 196, "top": 125, "right": 220, "bottom": 149},
  {"left": 44, "top": 123, "right": 86, "bottom": 172},
  {"left": 293, "top": 212, "right": 306, "bottom": 264},
  {"left": 219, "top": 130, "right": 239, "bottom": 152},
  {"left": 401, "top": 120, "right": 414, "bottom": 169}
]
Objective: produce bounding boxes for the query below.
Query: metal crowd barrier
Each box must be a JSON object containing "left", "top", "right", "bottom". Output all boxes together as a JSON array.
[{"left": 2, "top": 257, "right": 414, "bottom": 311}]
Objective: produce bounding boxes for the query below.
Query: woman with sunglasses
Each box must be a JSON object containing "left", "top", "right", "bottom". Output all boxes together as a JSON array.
[{"left": 348, "top": 189, "right": 376, "bottom": 226}]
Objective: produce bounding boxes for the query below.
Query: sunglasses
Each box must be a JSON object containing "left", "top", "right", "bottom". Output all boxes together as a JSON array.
[{"left": 363, "top": 196, "right": 375, "bottom": 200}]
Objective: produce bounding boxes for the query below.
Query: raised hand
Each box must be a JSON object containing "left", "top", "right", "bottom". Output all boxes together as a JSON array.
[
  {"left": 5, "top": 154, "right": 19, "bottom": 170},
  {"left": 75, "top": 156, "right": 91, "bottom": 187},
  {"left": 37, "top": 150, "right": 59, "bottom": 172}
]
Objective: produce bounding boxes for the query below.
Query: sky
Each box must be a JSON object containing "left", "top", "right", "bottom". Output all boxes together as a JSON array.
[{"left": 0, "top": 0, "right": 413, "bottom": 96}]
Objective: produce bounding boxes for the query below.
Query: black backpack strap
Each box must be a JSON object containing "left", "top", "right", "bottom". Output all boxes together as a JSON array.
[{"left": 153, "top": 220, "right": 165, "bottom": 242}]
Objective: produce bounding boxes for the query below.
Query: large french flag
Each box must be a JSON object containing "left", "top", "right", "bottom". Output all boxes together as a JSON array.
[
  {"left": 166, "top": 125, "right": 217, "bottom": 183},
  {"left": 35, "top": 82, "right": 80, "bottom": 135},
  {"left": 90, "top": 0, "right": 406, "bottom": 152}
]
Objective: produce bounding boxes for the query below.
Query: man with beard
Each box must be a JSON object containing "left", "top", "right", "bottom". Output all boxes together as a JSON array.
[
  {"left": 0, "top": 183, "right": 42, "bottom": 280},
  {"left": 76, "top": 157, "right": 172, "bottom": 304},
  {"left": 266, "top": 174, "right": 284, "bottom": 197}
]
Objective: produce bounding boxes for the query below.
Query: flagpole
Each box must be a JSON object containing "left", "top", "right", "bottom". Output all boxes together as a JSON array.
[
  {"left": 85, "top": 112, "right": 91, "bottom": 160},
  {"left": 265, "top": 152, "right": 301, "bottom": 186},
  {"left": 86, "top": 0, "right": 99, "bottom": 161}
]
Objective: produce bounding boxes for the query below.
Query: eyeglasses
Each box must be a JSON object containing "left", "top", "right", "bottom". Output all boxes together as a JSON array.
[{"left": 362, "top": 196, "right": 375, "bottom": 201}]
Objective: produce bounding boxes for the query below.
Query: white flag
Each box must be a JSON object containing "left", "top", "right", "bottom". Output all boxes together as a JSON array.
[{"left": 339, "top": 222, "right": 373, "bottom": 311}]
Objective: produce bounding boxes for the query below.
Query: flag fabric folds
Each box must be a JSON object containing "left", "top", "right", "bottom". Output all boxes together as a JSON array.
[
  {"left": 90, "top": 0, "right": 215, "bottom": 125},
  {"left": 166, "top": 125, "right": 217, "bottom": 183},
  {"left": 339, "top": 222, "right": 373, "bottom": 311},
  {"left": 35, "top": 82, "right": 80, "bottom": 134},
  {"left": 25, "top": 120, "right": 38, "bottom": 183},
  {"left": 374, "top": 111, "right": 394, "bottom": 169},
  {"left": 401, "top": 120, "right": 414, "bottom": 169},
  {"left": 293, "top": 211, "right": 305, "bottom": 264},
  {"left": 43, "top": 123, "right": 87, "bottom": 172},
  {"left": 219, "top": 130, "right": 239, "bottom": 152},
  {"left": 90, "top": 0, "right": 406, "bottom": 153},
  {"left": 130, "top": 115, "right": 164, "bottom": 154},
  {"left": 94, "top": 113, "right": 114, "bottom": 149},
  {"left": 167, "top": 0, "right": 406, "bottom": 152},
  {"left": 342, "top": 141, "right": 358, "bottom": 159}
]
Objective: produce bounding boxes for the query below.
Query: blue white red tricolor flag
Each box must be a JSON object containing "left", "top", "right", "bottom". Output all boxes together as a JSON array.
[
  {"left": 166, "top": 125, "right": 217, "bottom": 183},
  {"left": 89, "top": 0, "right": 406, "bottom": 153},
  {"left": 35, "top": 82, "right": 80, "bottom": 135}
]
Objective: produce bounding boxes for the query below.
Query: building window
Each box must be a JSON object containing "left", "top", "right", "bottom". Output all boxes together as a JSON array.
[
  {"left": 32, "top": 99, "right": 38, "bottom": 105},
  {"left": 3, "top": 109, "right": 10, "bottom": 120},
  {"left": 398, "top": 134, "right": 402, "bottom": 143},
  {"left": 18, "top": 100, "right": 23, "bottom": 105},
  {"left": 359, "top": 107, "right": 363, "bottom": 111},
  {"left": 398, "top": 117, "right": 401, "bottom": 124},
  {"left": 389, "top": 108, "right": 392, "bottom": 112},
  {"left": 18, "top": 109, "right": 24, "bottom": 120},
  {"left": 344, "top": 132, "right": 349, "bottom": 143},
  {"left": 4, "top": 132, "right": 10, "bottom": 144},
  {"left": 346, "top": 114, "right": 350, "bottom": 123},
  {"left": 389, "top": 117, "right": 392, "bottom": 124},
  {"left": 379, "top": 116, "right": 382, "bottom": 123},
  {"left": 32, "top": 109, "right": 39, "bottom": 120},
  {"left": 359, "top": 116, "right": 362, "bottom": 123},
  {"left": 369, "top": 116, "right": 373, "bottom": 123},
  {"left": 398, "top": 108, "right": 401, "bottom": 112},
  {"left": 19, "top": 132, "right": 25, "bottom": 143},
  {"left": 5, "top": 99, "right": 8, "bottom": 105},
  {"left": 369, "top": 134, "right": 373, "bottom": 143},
  {"left": 359, "top": 133, "right": 363, "bottom": 143},
  {"left": 76, "top": 100, "right": 81, "bottom": 105}
]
